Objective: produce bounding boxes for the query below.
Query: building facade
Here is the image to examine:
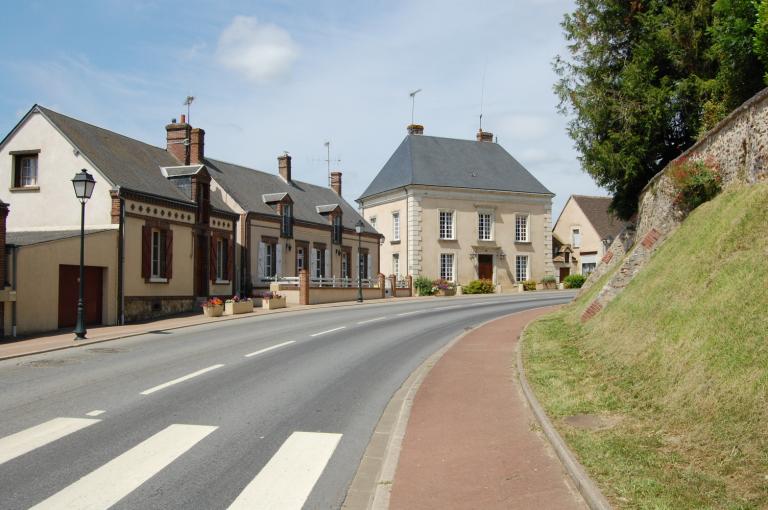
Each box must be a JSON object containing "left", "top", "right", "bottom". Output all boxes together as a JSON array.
[{"left": 358, "top": 125, "right": 555, "bottom": 288}]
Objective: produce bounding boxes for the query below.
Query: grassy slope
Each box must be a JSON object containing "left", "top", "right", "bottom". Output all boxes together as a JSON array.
[{"left": 523, "top": 183, "right": 768, "bottom": 509}]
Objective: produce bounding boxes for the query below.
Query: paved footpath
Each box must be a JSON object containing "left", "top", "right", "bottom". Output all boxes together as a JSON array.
[{"left": 389, "top": 306, "right": 587, "bottom": 510}]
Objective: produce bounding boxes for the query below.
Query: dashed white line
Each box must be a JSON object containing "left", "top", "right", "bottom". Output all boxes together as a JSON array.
[
  {"left": 85, "top": 410, "right": 105, "bottom": 417},
  {"left": 140, "top": 364, "right": 225, "bottom": 395},
  {"left": 310, "top": 326, "right": 346, "bottom": 337},
  {"left": 245, "top": 340, "right": 296, "bottom": 358},
  {"left": 396, "top": 310, "right": 425, "bottom": 316},
  {"left": 356, "top": 317, "right": 387, "bottom": 325}
]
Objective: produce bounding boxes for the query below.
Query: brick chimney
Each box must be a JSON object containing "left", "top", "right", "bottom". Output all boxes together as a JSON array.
[
  {"left": 278, "top": 152, "right": 292, "bottom": 183},
  {"left": 166, "top": 114, "right": 191, "bottom": 164},
  {"left": 476, "top": 129, "right": 494, "bottom": 143},
  {"left": 190, "top": 127, "right": 205, "bottom": 164},
  {"left": 407, "top": 124, "right": 424, "bottom": 135},
  {"left": 330, "top": 171, "right": 342, "bottom": 196}
]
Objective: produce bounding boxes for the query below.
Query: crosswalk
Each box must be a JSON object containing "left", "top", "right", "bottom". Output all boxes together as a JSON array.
[{"left": 0, "top": 417, "right": 343, "bottom": 510}]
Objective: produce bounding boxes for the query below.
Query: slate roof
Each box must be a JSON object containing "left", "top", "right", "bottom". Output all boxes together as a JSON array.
[
  {"left": 571, "top": 195, "right": 629, "bottom": 241},
  {"left": 7, "top": 229, "right": 114, "bottom": 246},
  {"left": 205, "top": 158, "right": 376, "bottom": 233},
  {"left": 358, "top": 134, "right": 553, "bottom": 201}
]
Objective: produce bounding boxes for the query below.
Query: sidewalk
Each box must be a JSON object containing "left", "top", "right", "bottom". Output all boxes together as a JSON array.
[{"left": 388, "top": 307, "right": 587, "bottom": 510}]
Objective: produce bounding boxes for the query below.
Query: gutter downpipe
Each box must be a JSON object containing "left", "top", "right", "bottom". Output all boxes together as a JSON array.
[
  {"left": 11, "top": 245, "right": 17, "bottom": 337},
  {"left": 117, "top": 191, "right": 125, "bottom": 325}
]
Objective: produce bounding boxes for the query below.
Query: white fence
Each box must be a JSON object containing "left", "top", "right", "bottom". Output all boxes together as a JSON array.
[{"left": 259, "top": 276, "right": 377, "bottom": 288}]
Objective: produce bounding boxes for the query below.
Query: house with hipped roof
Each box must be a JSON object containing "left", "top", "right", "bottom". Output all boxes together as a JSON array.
[{"left": 0, "top": 105, "right": 379, "bottom": 336}]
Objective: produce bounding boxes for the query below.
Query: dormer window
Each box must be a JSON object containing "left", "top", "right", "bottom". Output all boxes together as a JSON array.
[
  {"left": 332, "top": 214, "right": 343, "bottom": 244},
  {"left": 281, "top": 203, "right": 293, "bottom": 238}
]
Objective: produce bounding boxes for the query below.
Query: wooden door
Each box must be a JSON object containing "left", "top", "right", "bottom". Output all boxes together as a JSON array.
[
  {"left": 58, "top": 265, "right": 103, "bottom": 328},
  {"left": 478, "top": 254, "right": 493, "bottom": 280},
  {"left": 559, "top": 267, "right": 570, "bottom": 281}
]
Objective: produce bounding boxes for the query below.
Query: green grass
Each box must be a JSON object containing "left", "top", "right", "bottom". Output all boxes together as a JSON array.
[{"left": 523, "top": 183, "right": 768, "bottom": 509}]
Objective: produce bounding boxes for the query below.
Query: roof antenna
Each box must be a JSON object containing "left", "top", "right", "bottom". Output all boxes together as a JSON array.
[
  {"left": 409, "top": 89, "right": 422, "bottom": 125},
  {"left": 323, "top": 141, "right": 341, "bottom": 187},
  {"left": 183, "top": 95, "right": 195, "bottom": 124},
  {"left": 479, "top": 58, "right": 488, "bottom": 132}
]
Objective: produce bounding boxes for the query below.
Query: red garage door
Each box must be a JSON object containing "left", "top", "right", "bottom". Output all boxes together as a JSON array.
[{"left": 58, "top": 265, "right": 103, "bottom": 328}]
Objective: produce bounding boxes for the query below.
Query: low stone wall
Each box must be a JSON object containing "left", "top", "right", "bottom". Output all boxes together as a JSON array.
[
  {"left": 125, "top": 296, "right": 195, "bottom": 322},
  {"left": 582, "top": 87, "right": 768, "bottom": 320}
]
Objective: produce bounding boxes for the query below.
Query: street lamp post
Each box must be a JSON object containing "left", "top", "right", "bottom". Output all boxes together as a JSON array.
[
  {"left": 71, "top": 169, "right": 96, "bottom": 339},
  {"left": 355, "top": 220, "right": 364, "bottom": 303}
]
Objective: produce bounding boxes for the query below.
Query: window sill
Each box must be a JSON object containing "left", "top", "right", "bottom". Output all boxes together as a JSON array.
[
  {"left": 149, "top": 277, "right": 168, "bottom": 283},
  {"left": 9, "top": 186, "right": 40, "bottom": 192},
  {"left": 390, "top": 239, "right": 401, "bottom": 244},
  {"left": 214, "top": 279, "right": 231, "bottom": 285},
  {"left": 514, "top": 240, "right": 532, "bottom": 244},
  {"left": 438, "top": 238, "right": 457, "bottom": 242},
  {"left": 477, "top": 239, "right": 495, "bottom": 243}
]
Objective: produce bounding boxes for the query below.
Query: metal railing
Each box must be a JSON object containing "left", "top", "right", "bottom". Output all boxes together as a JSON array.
[{"left": 259, "top": 275, "right": 377, "bottom": 288}]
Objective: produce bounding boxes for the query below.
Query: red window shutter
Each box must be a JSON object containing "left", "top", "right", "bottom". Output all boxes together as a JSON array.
[
  {"left": 164, "top": 228, "right": 173, "bottom": 279},
  {"left": 210, "top": 235, "right": 217, "bottom": 282},
  {"left": 141, "top": 225, "right": 151, "bottom": 279},
  {"left": 227, "top": 237, "right": 234, "bottom": 281}
]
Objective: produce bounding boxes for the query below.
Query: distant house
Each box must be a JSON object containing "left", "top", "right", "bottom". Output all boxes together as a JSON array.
[
  {"left": 552, "top": 195, "right": 629, "bottom": 280},
  {"left": 357, "top": 124, "right": 555, "bottom": 288}
]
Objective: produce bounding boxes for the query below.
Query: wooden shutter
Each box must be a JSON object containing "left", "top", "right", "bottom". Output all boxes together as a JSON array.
[
  {"left": 141, "top": 225, "right": 151, "bottom": 279},
  {"left": 210, "top": 235, "right": 218, "bottom": 282},
  {"left": 227, "top": 237, "right": 234, "bottom": 282},
  {"left": 164, "top": 228, "right": 173, "bottom": 279},
  {"left": 275, "top": 244, "right": 283, "bottom": 277}
]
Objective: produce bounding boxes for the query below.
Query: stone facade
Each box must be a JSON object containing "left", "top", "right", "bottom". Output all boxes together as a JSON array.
[{"left": 124, "top": 296, "right": 196, "bottom": 322}]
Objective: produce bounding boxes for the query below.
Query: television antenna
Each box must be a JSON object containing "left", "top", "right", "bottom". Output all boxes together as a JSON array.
[
  {"left": 409, "top": 89, "right": 422, "bottom": 125},
  {"left": 183, "top": 95, "right": 195, "bottom": 123},
  {"left": 479, "top": 58, "right": 488, "bottom": 131},
  {"left": 323, "top": 141, "right": 342, "bottom": 186}
]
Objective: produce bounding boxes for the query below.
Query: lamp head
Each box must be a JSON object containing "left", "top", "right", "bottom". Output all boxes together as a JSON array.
[
  {"left": 355, "top": 219, "right": 364, "bottom": 234},
  {"left": 72, "top": 169, "right": 96, "bottom": 203}
]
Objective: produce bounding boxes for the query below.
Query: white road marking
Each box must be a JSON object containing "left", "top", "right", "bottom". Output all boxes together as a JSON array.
[
  {"left": 396, "top": 310, "right": 425, "bottom": 316},
  {"left": 0, "top": 417, "right": 100, "bottom": 466},
  {"left": 356, "top": 317, "right": 387, "bottom": 325},
  {"left": 433, "top": 305, "right": 462, "bottom": 311},
  {"left": 309, "top": 326, "right": 346, "bottom": 337},
  {"left": 140, "top": 364, "right": 224, "bottom": 395},
  {"left": 228, "top": 431, "right": 342, "bottom": 510},
  {"left": 85, "top": 410, "right": 105, "bottom": 417},
  {"left": 30, "top": 424, "right": 216, "bottom": 510},
  {"left": 245, "top": 340, "right": 296, "bottom": 358}
]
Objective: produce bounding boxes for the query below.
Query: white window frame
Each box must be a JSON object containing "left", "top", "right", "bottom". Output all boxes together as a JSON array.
[
  {"left": 151, "top": 230, "right": 163, "bottom": 279},
  {"left": 572, "top": 227, "right": 581, "bottom": 249},
  {"left": 515, "top": 255, "right": 529, "bottom": 282},
  {"left": 265, "top": 243, "right": 274, "bottom": 277},
  {"left": 216, "top": 237, "right": 227, "bottom": 282},
  {"left": 392, "top": 253, "right": 400, "bottom": 276},
  {"left": 439, "top": 210, "right": 455, "bottom": 240},
  {"left": 478, "top": 211, "right": 493, "bottom": 241},
  {"left": 315, "top": 248, "right": 324, "bottom": 278},
  {"left": 439, "top": 253, "right": 455, "bottom": 282},
  {"left": 341, "top": 251, "right": 349, "bottom": 278},
  {"left": 392, "top": 212, "right": 400, "bottom": 241},
  {"left": 297, "top": 246, "right": 305, "bottom": 271},
  {"left": 515, "top": 214, "right": 530, "bottom": 242},
  {"left": 369, "top": 216, "right": 377, "bottom": 230},
  {"left": 19, "top": 156, "right": 38, "bottom": 187}
]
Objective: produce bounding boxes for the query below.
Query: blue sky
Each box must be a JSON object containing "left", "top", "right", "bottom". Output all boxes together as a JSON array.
[{"left": 0, "top": 0, "right": 603, "bottom": 216}]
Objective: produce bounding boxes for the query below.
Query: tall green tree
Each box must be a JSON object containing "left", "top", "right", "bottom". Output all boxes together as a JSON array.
[{"left": 555, "top": 0, "right": 766, "bottom": 219}]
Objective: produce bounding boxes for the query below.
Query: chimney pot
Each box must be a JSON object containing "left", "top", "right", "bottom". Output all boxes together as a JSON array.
[
  {"left": 278, "top": 153, "right": 292, "bottom": 183},
  {"left": 476, "top": 129, "right": 494, "bottom": 142},
  {"left": 330, "top": 171, "right": 342, "bottom": 196},
  {"left": 166, "top": 117, "right": 190, "bottom": 164},
  {"left": 180, "top": 114, "right": 186, "bottom": 124},
  {"left": 407, "top": 124, "right": 424, "bottom": 135},
  {"left": 190, "top": 127, "right": 205, "bottom": 164}
]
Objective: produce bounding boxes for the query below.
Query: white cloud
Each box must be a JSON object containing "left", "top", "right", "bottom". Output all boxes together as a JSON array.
[{"left": 215, "top": 16, "right": 299, "bottom": 83}]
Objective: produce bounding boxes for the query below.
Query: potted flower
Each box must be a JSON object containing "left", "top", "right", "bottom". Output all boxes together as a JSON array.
[
  {"left": 202, "top": 297, "right": 224, "bottom": 317},
  {"left": 433, "top": 278, "right": 456, "bottom": 297},
  {"left": 225, "top": 295, "right": 253, "bottom": 315},
  {"left": 541, "top": 275, "right": 557, "bottom": 290},
  {"left": 263, "top": 291, "right": 286, "bottom": 310}
]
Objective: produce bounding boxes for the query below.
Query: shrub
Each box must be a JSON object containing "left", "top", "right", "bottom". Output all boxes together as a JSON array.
[
  {"left": 523, "top": 280, "right": 537, "bottom": 291},
  {"left": 670, "top": 156, "right": 722, "bottom": 212},
  {"left": 462, "top": 279, "right": 495, "bottom": 294},
  {"left": 414, "top": 276, "right": 435, "bottom": 296},
  {"left": 433, "top": 278, "right": 455, "bottom": 291},
  {"left": 541, "top": 275, "right": 557, "bottom": 284},
  {"left": 563, "top": 274, "right": 586, "bottom": 289}
]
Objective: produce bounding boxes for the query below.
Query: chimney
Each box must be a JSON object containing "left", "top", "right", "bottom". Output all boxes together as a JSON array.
[
  {"left": 166, "top": 115, "right": 190, "bottom": 164},
  {"left": 407, "top": 124, "right": 424, "bottom": 135},
  {"left": 476, "top": 129, "right": 494, "bottom": 143},
  {"left": 190, "top": 127, "right": 205, "bottom": 164},
  {"left": 278, "top": 152, "right": 292, "bottom": 183},
  {"left": 330, "top": 171, "right": 342, "bottom": 196}
]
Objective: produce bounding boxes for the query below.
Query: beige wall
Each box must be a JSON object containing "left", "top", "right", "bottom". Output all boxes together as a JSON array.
[
  {"left": 14, "top": 230, "right": 118, "bottom": 334},
  {"left": 361, "top": 195, "right": 408, "bottom": 277},
  {"left": 279, "top": 287, "right": 383, "bottom": 305},
  {"left": 552, "top": 197, "right": 605, "bottom": 274},
  {"left": 1, "top": 111, "right": 114, "bottom": 230}
]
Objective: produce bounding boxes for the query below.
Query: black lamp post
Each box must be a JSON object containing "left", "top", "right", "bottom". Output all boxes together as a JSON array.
[
  {"left": 71, "top": 169, "right": 96, "bottom": 339},
  {"left": 355, "top": 220, "right": 364, "bottom": 303}
]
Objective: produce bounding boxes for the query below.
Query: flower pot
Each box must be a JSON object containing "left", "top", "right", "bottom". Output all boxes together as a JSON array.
[
  {"left": 263, "top": 296, "right": 286, "bottom": 310},
  {"left": 225, "top": 300, "right": 253, "bottom": 315},
  {"left": 202, "top": 304, "right": 223, "bottom": 317},
  {"left": 436, "top": 288, "right": 456, "bottom": 297}
]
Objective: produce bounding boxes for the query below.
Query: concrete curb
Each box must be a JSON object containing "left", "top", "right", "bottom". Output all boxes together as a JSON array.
[{"left": 516, "top": 326, "right": 613, "bottom": 510}]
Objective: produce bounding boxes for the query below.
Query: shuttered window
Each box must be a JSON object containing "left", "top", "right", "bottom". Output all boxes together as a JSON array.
[{"left": 142, "top": 225, "right": 173, "bottom": 281}]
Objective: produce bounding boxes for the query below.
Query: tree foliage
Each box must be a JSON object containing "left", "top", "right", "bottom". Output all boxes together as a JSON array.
[{"left": 555, "top": 0, "right": 768, "bottom": 219}]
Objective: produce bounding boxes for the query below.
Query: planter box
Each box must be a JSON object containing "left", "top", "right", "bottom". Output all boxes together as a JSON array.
[
  {"left": 202, "top": 304, "right": 223, "bottom": 317},
  {"left": 263, "top": 296, "right": 286, "bottom": 310},
  {"left": 436, "top": 288, "right": 456, "bottom": 297},
  {"left": 225, "top": 300, "right": 253, "bottom": 315}
]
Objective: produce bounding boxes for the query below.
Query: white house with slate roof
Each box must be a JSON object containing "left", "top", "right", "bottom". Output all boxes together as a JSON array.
[{"left": 358, "top": 124, "right": 555, "bottom": 289}]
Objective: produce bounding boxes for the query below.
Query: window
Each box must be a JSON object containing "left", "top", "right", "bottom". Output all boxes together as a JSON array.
[
  {"left": 478, "top": 212, "right": 492, "bottom": 240},
  {"left": 281, "top": 203, "right": 293, "bottom": 238},
  {"left": 439, "top": 211, "right": 455, "bottom": 240},
  {"left": 515, "top": 214, "right": 529, "bottom": 242},
  {"left": 341, "top": 251, "right": 350, "bottom": 278},
  {"left": 151, "top": 230, "right": 164, "bottom": 278},
  {"left": 171, "top": 176, "right": 192, "bottom": 199},
  {"left": 359, "top": 250, "right": 370, "bottom": 279},
  {"left": 572, "top": 228, "right": 581, "bottom": 248},
  {"left": 296, "top": 246, "right": 305, "bottom": 272},
  {"left": 564, "top": 251, "right": 570, "bottom": 263},
  {"left": 216, "top": 237, "right": 228, "bottom": 281},
  {"left": 369, "top": 216, "right": 377, "bottom": 230},
  {"left": 582, "top": 263, "right": 597, "bottom": 275},
  {"left": 142, "top": 225, "right": 172, "bottom": 281},
  {"left": 263, "top": 242, "right": 277, "bottom": 277},
  {"left": 392, "top": 212, "right": 400, "bottom": 241},
  {"left": 392, "top": 253, "right": 400, "bottom": 276},
  {"left": 315, "top": 248, "right": 325, "bottom": 278},
  {"left": 332, "top": 214, "right": 343, "bottom": 244},
  {"left": 440, "top": 253, "right": 454, "bottom": 281},
  {"left": 13, "top": 154, "right": 38, "bottom": 188},
  {"left": 515, "top": 255, "right": 529, "bottom": 282}
]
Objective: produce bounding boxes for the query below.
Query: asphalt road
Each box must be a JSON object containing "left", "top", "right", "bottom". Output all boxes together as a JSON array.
[{"left": 0, "top": 292, "right": 573, "bottom": 510}]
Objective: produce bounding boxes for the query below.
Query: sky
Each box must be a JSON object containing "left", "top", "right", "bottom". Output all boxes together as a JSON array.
[{"left": 0, "top": 0, "right": 603, "bottom": 218}]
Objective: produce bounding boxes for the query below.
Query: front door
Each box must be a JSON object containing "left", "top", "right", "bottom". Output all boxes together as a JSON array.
[
  {"left": 58, "top": 265, "right": 103, "bottom": 328},
  {"left": 559, "top": 267, "right": 570, "bottom": 281},
  {"left": 477, "top": 254, "right": 493, "bottom": 280}
]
